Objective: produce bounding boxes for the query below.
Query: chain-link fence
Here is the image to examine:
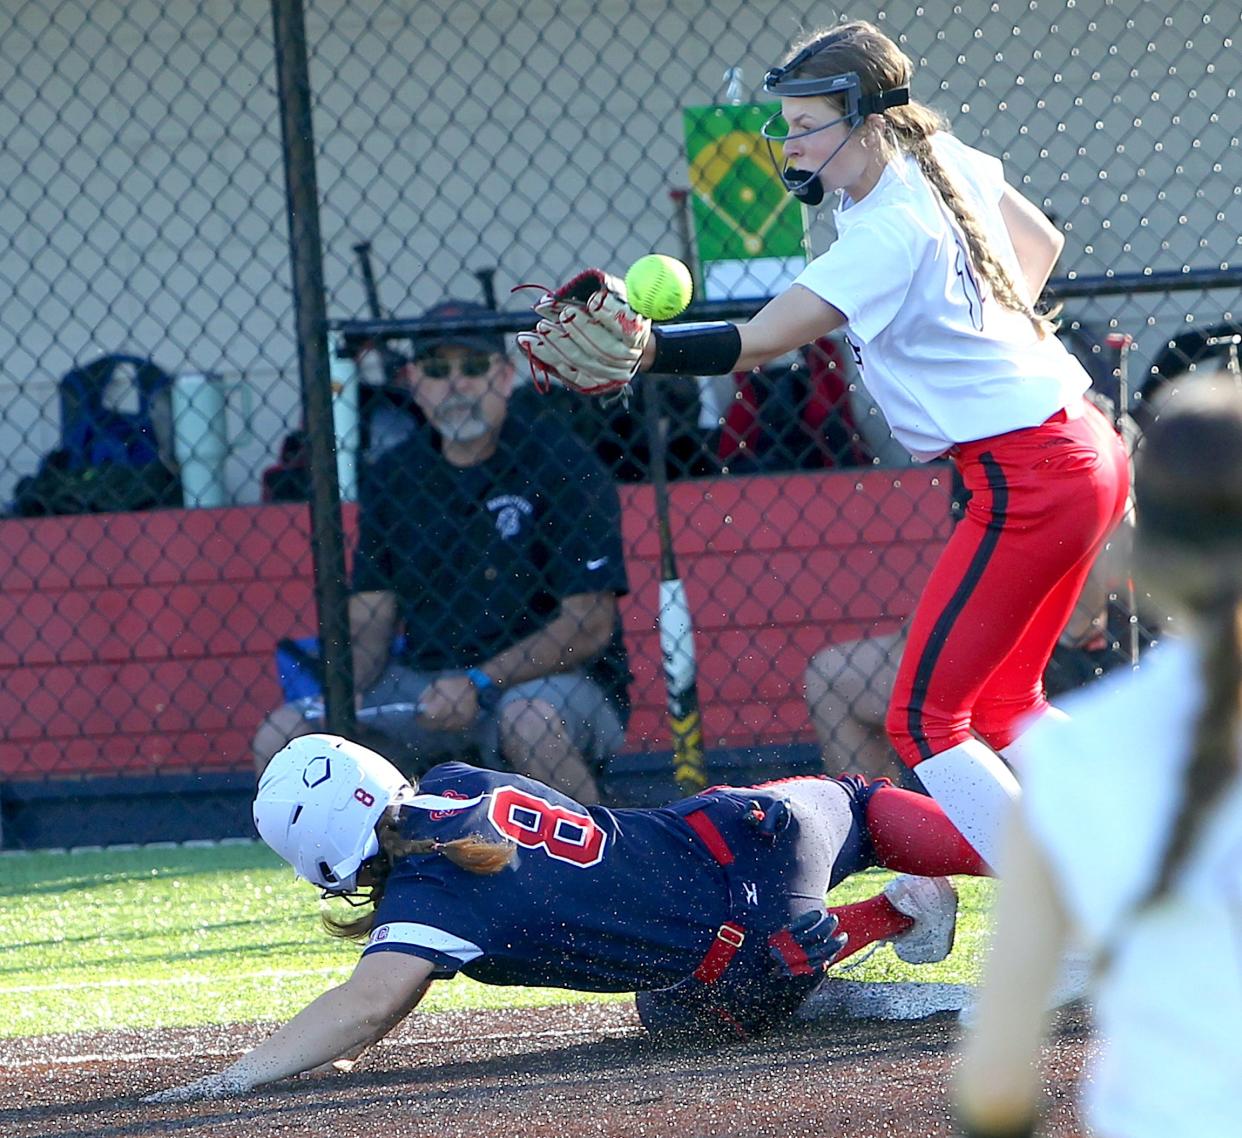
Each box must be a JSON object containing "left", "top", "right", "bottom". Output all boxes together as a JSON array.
[{"left": 0, "top": 0, "right": 1237, "bottom": 846}]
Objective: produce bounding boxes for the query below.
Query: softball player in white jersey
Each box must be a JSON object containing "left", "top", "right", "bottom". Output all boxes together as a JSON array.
[
  {"left": 956, "top": 385, "right": 1242, "bottom": 1138},
  {"left": 518, "top": 19, "right": 1128, "bottom": 867}
]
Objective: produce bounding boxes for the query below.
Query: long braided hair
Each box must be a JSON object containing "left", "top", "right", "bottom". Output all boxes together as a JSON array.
[
  {"left": 780, "top": 20, "right": 1057, "bottom": 338},
  {"left": 324, "top": 810, "right": 515, "bottom": 942},
  {"left": 1127, "top": 386, "right": 1242, "bottom": 915}
]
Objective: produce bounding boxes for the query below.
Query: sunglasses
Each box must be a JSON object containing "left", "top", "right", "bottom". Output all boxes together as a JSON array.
[{"left": 416, "top": 353, "right": 495, "bottom": 379}]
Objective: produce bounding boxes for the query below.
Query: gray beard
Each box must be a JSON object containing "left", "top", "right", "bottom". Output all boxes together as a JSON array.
[{"left": 433, "top": 400, "right": 489, "bottom": 443}]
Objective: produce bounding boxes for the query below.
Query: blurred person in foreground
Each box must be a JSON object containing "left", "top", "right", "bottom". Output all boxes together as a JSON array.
[
  {"left": 954, "top": 382, "right": 1242, "bottom": 1138},
  {"left": 252, "top": 300, "right": 632, "bottom": 803}
]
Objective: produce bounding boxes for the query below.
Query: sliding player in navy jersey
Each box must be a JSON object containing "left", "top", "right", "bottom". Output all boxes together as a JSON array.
[{"left": 147, "top": 733, "right": 988, "bottom": 1101}]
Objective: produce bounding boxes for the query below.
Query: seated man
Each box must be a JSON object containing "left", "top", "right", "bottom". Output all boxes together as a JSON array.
[{"left": 253, "top": 300, "right": 632, "bottom": 803}]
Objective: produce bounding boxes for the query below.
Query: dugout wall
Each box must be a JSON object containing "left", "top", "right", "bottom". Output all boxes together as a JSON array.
[{"left": 0, "top": 0, "right": 1237, "bottom": 846}]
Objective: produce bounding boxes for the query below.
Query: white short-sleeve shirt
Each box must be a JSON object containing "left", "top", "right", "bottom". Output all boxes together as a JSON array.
[
  {"left": 794, "top": 133, "right": 1090, "bottom": 460},
  {"left": 1020, "top": 637, "right": 1242, "bottom": 1138}
]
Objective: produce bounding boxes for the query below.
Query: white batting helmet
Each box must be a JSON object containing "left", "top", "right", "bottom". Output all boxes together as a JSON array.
[{"left": 252, "top": 734, "right": 413, "bottom": 894}]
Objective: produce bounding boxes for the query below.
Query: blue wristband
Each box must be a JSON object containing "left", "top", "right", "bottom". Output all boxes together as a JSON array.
[{"left": 465, "top": 667, "right": 501, "bottom": 712}]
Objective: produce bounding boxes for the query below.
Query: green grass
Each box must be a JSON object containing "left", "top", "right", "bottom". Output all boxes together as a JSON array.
[{"left": 0, "top": 843, "right": 995, "bottom": 1039}]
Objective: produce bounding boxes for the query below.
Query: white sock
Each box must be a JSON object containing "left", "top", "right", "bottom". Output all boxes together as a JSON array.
[
  {"left": 914, "top": 739, "right": 1020, "bottom": 869},
  {"left": 1000, "top": 705, "right": 1070, "bottom": 777}
]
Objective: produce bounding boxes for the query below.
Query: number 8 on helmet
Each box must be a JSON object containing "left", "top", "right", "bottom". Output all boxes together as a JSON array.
[{"left": 252, "top": 734, "right": 414, "bottom": 895}]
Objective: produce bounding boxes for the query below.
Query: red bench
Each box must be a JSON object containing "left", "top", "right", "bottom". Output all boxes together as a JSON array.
[
  {"left": 0, "top": 468, "right": 952, "bottom": 781},
  {"left": 621, "top": 467, "right": 952, "bottom": 754}
]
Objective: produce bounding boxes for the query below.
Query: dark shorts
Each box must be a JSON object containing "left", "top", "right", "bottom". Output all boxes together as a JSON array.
[{"left": 292, "top": 663, "right": 625, "bottom": 769}]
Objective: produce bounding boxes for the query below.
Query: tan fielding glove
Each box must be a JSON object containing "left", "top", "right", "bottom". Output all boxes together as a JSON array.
[{"left": 516, "top": 269, "right": 650, "bottom": 396}]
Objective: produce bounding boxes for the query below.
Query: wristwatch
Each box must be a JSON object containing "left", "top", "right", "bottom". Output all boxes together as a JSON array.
[{"left": 465, "top": 667, "right": 501, "bottom": 713}]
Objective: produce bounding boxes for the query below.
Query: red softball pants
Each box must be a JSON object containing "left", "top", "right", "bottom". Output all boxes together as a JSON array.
[{"left": 887, "top": 397, "right": 1131, "bottom": 765}]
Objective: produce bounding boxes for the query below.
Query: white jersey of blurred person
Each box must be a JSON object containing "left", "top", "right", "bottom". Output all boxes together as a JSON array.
[{"left": 955, "top": 383, "right": 1242, "bottom": 1138}]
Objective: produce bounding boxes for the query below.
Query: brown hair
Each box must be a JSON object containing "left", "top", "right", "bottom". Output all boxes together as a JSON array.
[
  {"left": 323, "top": 811, "right": 515, "bottom": 942},
  {"left": 1129, "top": 385, "right": 1242, "bottom": 913},
  {"left": 781, "top": 20, "right": 1056, "bottom": 337}
]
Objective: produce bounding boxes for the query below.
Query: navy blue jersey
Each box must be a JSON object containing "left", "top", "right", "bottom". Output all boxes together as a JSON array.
[
  {"left": 362, "top": 764, "right": 873, "bottom": 994},
  {"left": 352, "top": 397, "right": 632, "bottom": 713}
]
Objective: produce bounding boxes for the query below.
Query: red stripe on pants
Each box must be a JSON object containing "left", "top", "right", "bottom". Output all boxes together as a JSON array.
[{"left": 887, "top": 398, "right": 1130, "bottom": 766}]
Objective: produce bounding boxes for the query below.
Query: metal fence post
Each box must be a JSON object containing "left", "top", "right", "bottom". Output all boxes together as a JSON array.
[{"left": 271, "top": 0, "right": 356, "bottom": 742}]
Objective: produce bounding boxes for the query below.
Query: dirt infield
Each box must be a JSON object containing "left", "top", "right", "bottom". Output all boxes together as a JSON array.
[{"left": 0, "top": 1001, "right": 1091, "bottom": 1138}]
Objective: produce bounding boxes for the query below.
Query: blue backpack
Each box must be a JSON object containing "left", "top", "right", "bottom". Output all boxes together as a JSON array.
[
  {"left": 59, "top": 353, "right": 172, "bottom": 470},
  {"left": 12, "top": 354, "right": 181, "bottom": 516}
]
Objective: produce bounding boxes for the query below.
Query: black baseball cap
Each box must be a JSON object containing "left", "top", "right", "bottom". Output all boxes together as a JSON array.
[{"left": 412, "top": 300, "right": 506, "bottom": 358}]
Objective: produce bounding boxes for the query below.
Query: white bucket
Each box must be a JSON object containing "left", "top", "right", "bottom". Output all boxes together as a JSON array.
[{"left": 172, "top": 372, "right": 229, "bottom": 508}]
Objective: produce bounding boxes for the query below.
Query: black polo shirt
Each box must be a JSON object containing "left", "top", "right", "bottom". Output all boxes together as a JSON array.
[{"left": 353, "top": 399, "right": 632, "bottom": 716}]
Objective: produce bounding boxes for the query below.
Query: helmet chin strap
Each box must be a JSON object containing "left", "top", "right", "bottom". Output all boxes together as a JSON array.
[
  {"left": 777, "top": 121, "right": 861, "bottom": 206},
  {"left": 780, "top": 165, "right": 827, "bottom": 206},
  {"left": 779, "top": 166, "right": 826, "bottom": 206},
  {"left": 403, "top": 791, "right": 487, "bottom": 812}
]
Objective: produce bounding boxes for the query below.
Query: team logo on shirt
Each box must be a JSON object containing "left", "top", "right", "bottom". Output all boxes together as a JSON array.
[
  {"left": 843, "top": 333, "right": 864, "bottom": 373},
  {"left": 429, "top": 789, "right": 470, "bottom": 821},
  {"left": 486, "top": 494, "right": 533, "bottom": 539},
  {"left": 370, "top": 925, "right": 391, "bottom": 944}
]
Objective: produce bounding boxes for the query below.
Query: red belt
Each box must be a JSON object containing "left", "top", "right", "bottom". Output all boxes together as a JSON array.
[
  {"left": 693, "top": 921, "right": 746, "bottom": 983},
  {"left": 685, "top": 807, "right": 735, "bottom": 865},
  {"left": 684, "top": 806, "right": 746, "bottom": 984}
]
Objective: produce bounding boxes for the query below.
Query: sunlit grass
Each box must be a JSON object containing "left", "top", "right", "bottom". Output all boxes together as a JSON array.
[{"left": 0, "top": 844, "right": 994, "bottom": 1039}]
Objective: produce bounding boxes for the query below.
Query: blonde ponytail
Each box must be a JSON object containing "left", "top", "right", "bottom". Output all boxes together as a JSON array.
[
  {"left": 384, "top": 828, "right": 516, "bottom": 876},
  {"left": 323, "top": 817, "right": 515, "bottom": 942},
  {"left": 887, "top": 113, "right": 1060, "bottom": 339}
]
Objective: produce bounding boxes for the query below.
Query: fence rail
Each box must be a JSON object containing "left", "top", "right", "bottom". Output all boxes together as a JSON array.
[{"left": 332, "top": 266, "right": 1242, "bottom": 342}]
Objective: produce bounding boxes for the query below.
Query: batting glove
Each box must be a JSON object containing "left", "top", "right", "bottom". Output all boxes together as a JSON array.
[
  {"left": 768, "top": 910, "right": 847, "bottom": 978},
  {"left": 515, "top": 269, "right": 650, "bottom": 396},
  {"left": 744, "top": 797, "right": 792, "bottom": 842}
]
